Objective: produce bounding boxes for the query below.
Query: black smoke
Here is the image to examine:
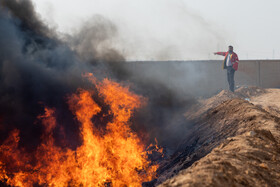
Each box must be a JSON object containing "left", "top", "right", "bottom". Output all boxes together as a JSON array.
[{"left": 0, "top": 0, "right": 90, "bottom": 150}]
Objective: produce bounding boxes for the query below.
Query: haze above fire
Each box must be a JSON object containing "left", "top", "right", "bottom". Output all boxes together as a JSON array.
[{"left": 33, "top": 0, "right": 280, "bottom": 60}]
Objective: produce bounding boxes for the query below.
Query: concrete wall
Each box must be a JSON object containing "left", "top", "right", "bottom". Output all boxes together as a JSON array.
[{"left": 126, "top": 60, "right": 280, "bottom": 96}]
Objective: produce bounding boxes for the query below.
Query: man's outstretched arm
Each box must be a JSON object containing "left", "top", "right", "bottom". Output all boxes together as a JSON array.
[{"left": 214, "top": 52, "right": 227, "bottom": 56}]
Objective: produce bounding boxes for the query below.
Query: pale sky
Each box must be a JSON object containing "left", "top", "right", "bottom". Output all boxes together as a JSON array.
[{"left": 32, "top": 0, "right": 280, "bottom": 60}]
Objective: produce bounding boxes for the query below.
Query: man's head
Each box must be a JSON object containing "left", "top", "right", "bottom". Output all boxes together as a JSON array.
[{"left": 228, "top": 45, "right": 233, "bottom": 53}]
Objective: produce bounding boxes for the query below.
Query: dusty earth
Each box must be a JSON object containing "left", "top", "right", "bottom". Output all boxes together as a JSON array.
[{"left": 156, "top": 87, "right": 280, "bottom": 187}]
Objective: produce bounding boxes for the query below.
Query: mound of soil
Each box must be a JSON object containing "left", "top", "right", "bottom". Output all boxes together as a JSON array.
[
  {"left": 159, "top": 129, "right": 280, "bottom": 187},
  {"left": 235, "top": 86, "right": 266, "bottom": 98},
  {"left": 250, "top": 88, "right": 280, "bottom": 118},
  {"left": 185, "top": 86, "right": 266, "bottom": 121},
  {"left": 156, "top": 88, "right": 280, "bottom": 187}
]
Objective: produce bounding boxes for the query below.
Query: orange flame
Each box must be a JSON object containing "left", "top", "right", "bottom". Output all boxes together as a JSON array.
[{"left": 0, "top": 75, "right": 158, "bottom": 186}]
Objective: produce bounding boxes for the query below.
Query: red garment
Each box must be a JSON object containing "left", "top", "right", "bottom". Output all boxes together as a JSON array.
[{"left": 216, "top": 51, "right": 239, "bottom": 71}]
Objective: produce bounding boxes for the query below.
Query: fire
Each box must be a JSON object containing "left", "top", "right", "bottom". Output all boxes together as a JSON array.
[{"left": 0, "top": 75, "right": 158, "bottom": 186}]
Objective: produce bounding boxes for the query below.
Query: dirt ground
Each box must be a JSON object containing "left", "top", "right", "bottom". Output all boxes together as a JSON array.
[{"left": 157, "top": 87, "right": 280, "bottom": 187}]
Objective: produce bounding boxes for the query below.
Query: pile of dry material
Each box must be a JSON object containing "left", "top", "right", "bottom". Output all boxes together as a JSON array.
[{"left": 156, "top": 88, "right": 280, "bottom": 187}]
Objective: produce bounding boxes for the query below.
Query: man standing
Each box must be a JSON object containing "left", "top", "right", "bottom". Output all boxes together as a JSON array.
[{"left": 214, "top": 46, "right": 239, "bottom": 92}]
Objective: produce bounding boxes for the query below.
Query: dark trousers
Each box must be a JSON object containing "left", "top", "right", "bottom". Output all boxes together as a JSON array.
[{"left": 227, "top": 66, "right": 235, "bottom": 92}]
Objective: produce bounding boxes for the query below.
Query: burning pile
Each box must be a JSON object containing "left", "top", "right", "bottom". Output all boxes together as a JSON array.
[{"left": 0, "top": 74, "right": 158, "bottom": 186}]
